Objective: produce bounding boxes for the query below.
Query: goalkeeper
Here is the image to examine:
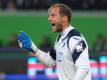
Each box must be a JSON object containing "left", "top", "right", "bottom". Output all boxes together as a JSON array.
[{"left": 18, "top": 3, "right": 91, "bottom": 80}]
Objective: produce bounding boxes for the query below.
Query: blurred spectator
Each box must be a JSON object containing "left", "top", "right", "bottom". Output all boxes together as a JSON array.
[
  {"left": 15, "top": 0, "right": 24, "bottom": 9},
  {"left": 81, "top": 0, "right": 89, "bottom": 10},
  {"left": 24, "top": 0, "right": 32, "bottom": 10},
  {"left": 39, "top": 35, "right": 53, "bottom": 53},
  {"left": 0, "top": 0, "right": 107, "bottom": 10},
  {"left": 7, "top": 0, "right": 15, "bottom": 11},
  {"left": 91, "top": 34, "right": 107, "bottom": 55},
  {"left": 0, "top": 0, "right": 9, "bottom": 10}
]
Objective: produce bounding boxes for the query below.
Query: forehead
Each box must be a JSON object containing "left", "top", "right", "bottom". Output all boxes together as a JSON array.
[{"left": 48, "top": 7, "right": 60, "bottom": 14}]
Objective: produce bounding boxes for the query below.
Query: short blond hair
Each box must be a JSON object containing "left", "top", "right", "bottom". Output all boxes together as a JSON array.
[{"left": 48, "top": 3, "right": 72, "bottom": 22}]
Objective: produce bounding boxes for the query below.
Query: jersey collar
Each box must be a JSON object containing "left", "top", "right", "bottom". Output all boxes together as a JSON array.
[{"left": 60, "top": 25, "right": 74, "bottom": 39}]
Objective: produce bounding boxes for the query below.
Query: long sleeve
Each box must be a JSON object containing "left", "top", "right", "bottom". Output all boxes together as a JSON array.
[
  {"left": 35, "top": 49, "right": 56, "bottom": 67},
  {"left": 73, "top": 48, "right": 91, "bottom": 80},
  {"left": 69, "top": 35, "right": 91, "bottom": 80}
]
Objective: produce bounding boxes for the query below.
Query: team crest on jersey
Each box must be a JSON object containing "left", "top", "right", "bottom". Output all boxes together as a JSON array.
[
  {"left": 75, "top": 43, "right": 83, "bottom": 52},
  {"left": 57, "top": 52, "right": 63, "bottom": 62}
]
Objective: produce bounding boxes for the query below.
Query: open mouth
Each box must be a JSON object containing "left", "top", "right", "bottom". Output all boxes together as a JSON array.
[{"left": 52, "top": 23, "right": 55, "bottom": 26}]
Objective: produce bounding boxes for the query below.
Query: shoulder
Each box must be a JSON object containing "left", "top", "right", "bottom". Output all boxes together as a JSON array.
[
  {"left": 67, "top": 29, "right": 87, "bottom": 48},
  {"left": 68, "top": 29, "right": 81, "bottom": 37},
  {"left": 67, "top": 29, "right": 83, "bottom": 45}
]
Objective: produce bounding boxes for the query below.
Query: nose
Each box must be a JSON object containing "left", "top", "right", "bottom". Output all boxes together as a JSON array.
[
  {"left": 48, "top": 15, "right": 52, "bottom": 22},
  {"left": 48, "top": 17, "right": 50, "bottom": 22}
]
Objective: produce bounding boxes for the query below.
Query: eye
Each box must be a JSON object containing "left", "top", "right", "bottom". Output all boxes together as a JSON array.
[
  {"left": 51, "top": 13, "right": 56, "bottom": 17},
  {"left": 48, "top": 13, "right": 55, "bottom": 18}
]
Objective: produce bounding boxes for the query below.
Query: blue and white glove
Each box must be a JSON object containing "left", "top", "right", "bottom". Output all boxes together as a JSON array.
[{"left": 18, "top": 31, "right": 38, "bottom": 53}]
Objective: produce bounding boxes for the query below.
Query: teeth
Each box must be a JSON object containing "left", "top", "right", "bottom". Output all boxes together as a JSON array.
[{"left": 52, "top": 26, "right": 55, "bottom": 29}]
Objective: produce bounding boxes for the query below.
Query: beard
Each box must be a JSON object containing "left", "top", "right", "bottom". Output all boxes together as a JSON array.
[{"left": 53, "top": 22, "right": 63, "bottom": 32}]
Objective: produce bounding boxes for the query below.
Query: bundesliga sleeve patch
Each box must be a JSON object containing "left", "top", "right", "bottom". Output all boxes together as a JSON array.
[
  {"left": 72, "top": 41, "right": 86, "bottom": 64},
  {"left": 75, "top": 43, "right": 84, "bottom": 52}
]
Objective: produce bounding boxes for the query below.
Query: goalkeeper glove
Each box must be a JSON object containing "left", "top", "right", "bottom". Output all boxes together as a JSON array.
[{"left": 18, "top": 31, "right": 38, "bottom": 53}]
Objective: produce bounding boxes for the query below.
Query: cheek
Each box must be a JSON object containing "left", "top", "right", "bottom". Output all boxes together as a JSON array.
[
  {"left": 56, "top": 17, "right": 62, "bottom": 23},
  {"left": 55, "top": 16, "right": 61, "bottom": 21},
  {"left": 57, "top": 19, "right": 63, "bottom": 25}
]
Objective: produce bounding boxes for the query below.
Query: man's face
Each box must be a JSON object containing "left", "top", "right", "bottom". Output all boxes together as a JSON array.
[{"left": 48, "top": 7, "right": 63, "bottom": 32}]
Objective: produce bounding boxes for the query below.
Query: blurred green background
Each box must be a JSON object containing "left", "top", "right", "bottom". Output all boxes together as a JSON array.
[{"left": 0, "top": 12, "right": 107, "bottom": 48}]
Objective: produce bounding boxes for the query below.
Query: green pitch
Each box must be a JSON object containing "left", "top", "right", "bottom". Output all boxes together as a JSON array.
[{"left": 0, "top": 13, "right": 107, "bottom": 50}]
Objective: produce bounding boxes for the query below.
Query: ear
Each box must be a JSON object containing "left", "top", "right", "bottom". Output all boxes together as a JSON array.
[{"left": 62, "top": 16, "right": 67, "bottom": 22}]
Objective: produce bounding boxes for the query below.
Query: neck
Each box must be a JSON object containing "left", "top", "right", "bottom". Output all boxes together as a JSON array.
[{"left": 62, "top": 22, "right": 70, "bottom": 31}]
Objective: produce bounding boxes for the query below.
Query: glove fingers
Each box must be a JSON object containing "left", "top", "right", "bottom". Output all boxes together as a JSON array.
[
  {"left": 18, "top": 31, "right": 32, "bottom": 49},
  {"left": 18, "top": 31, "right": 27, "bottom": 42}
]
